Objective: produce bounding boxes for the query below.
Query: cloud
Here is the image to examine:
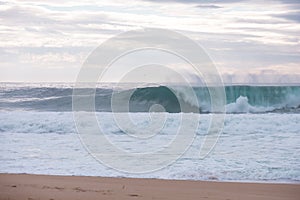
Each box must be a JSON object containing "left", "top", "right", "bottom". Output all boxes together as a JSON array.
[
  {"left": 0, "top": 1, "right": 8, "bottom": 5},
  {"left": 195, "top": 4, "right": 222, "bottom": 9},
  {"left": 277, "top": 0, "right": 300, "bottom": 4},
  {"left": 274, "top": 12, "right": 300, "bottom": 22},
  {"left": 142, "top": 0, "right": 243, "bottom": 4},
  {"left": 0, "top": 0, "right": 299, "bottom": 82}
]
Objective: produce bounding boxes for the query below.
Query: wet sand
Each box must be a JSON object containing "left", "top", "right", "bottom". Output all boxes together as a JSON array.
[{"left": 0, "top": 173, "right": 299, "bottom": 200}]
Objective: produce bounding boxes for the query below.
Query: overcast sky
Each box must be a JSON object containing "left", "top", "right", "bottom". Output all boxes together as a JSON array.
[{"left": 0, "top": 0, "right": 299, "bottom": 83}]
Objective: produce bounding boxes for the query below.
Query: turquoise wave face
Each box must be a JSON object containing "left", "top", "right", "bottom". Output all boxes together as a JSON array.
[
  {"left": 224, "top": 86, "right": 300, "bottom": 107},
  {"left": 0, "top": 84, "right": 300, "bottom": 113}
]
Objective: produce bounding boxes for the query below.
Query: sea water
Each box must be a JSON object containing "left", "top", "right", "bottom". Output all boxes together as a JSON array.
[{"left": 0, "top": 83, "right": 299, "bottom": 183}]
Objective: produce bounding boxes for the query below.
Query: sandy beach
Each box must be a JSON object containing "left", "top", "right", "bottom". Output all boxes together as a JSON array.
[{"left": 0, "top": 174, "right": 299, "bottom": 200}]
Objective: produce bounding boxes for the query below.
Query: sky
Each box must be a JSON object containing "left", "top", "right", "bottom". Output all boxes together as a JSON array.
[{"left": 0, "top": 0, "right": 300, "bottom": 84}]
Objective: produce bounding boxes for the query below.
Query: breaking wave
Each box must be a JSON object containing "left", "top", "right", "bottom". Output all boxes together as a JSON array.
[{"left": 0, "top": 83, "right": 299, "bottom": 113}]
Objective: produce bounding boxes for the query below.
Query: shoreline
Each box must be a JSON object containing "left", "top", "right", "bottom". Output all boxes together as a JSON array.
[
  {"left": 1, "top": 172, "right": 298, "bottom": 185},
  {"left": 1, "top": 173, "right": 299, "bottom": 200}
]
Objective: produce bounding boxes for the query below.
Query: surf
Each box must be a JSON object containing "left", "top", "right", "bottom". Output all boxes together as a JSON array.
[{"left": 0, "top": 83, "right": 299, "bottom": 113}]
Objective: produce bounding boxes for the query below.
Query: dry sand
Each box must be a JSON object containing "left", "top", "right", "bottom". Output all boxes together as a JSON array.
[{"left": 0, "top": 173, "right": 299, "bottom": 200}]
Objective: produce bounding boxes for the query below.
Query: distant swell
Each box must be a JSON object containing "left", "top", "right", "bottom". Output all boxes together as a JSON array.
[{"left": 0, "top": 84, "right": 300, "bottom": 113}]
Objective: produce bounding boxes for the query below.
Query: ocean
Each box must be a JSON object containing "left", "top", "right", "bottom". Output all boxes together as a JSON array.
[{"left": 0, "top": 82, "right": 299, "bottom": 183}]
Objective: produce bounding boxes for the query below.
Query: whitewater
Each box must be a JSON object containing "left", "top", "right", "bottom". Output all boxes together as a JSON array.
[{"left": 0, "top": 83, "right": 299, "bottom": 183}]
